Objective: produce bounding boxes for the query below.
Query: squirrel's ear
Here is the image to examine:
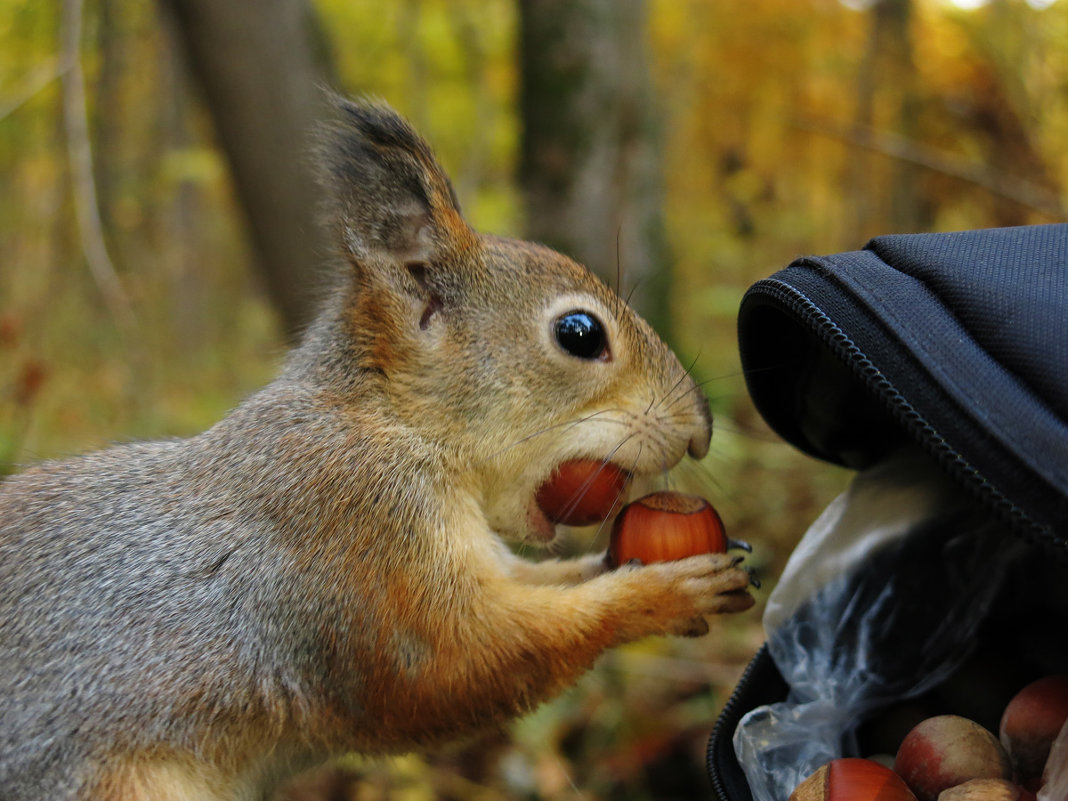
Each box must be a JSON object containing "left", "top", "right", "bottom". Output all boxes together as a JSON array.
[{"left": 318, "top": 96, "right": 472, "bottom": 268}]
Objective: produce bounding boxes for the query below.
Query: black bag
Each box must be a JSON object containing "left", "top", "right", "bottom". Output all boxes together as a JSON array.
[{"left": 708, "top": 224, "right": 1068, "bottom": 800}]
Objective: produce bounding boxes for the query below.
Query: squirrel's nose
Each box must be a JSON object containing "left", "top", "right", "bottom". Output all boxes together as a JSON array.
[
  {"left": 685, "top": 393, "right": 713, "bottom": 460},
  {"left": 687, "top": 429, "right": 711, "bottom": 460}
]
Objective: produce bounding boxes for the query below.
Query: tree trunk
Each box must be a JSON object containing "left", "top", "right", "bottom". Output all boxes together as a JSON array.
[
  {"left": 518, "top": 0, "right": 672, "bottom": 338},
  {"left": 848, "top": 0, "right": 930, "bottom": 239},
  {"left": 157, "top": 0, "right": 336, "bottom": 340}
]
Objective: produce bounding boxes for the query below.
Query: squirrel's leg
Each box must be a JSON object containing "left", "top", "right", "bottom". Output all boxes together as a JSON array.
[
  {"left": 370, "top": 552, "right": 753, "bottom": 746},
  {"left": 496, "top": 540, "right": 607, "bottom": 586},
  {"left": 496, "top": 553, "right": 754, "bottom": 647}
]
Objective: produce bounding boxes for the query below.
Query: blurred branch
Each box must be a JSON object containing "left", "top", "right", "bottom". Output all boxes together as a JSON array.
[
  {"left": 795, "top": 116, "right": 1067, "bottom": 222},
  {"left": 59, "top": 0, "right": 138, "bottom": 331},
  {"left": 0, "top": 61, "right": 70, "bottom": 123}
]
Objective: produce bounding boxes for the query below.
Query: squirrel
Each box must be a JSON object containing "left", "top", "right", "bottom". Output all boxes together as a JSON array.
[{"left": 0, "top": 98, "right": 754, "bottom": 801}]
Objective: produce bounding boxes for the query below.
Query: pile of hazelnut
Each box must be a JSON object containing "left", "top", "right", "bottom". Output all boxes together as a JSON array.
[{"left": 789, "top": 675, "right": 1068, "bottom": 801}]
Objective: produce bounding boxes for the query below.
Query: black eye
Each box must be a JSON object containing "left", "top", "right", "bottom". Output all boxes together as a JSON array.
[{"left": 554, "top": 311, "right": 609, "bottom": 360}]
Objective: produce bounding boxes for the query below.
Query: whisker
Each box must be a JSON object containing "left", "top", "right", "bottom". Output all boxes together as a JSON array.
[
  {"left": 658, "top": 352, "right": 703, "bottom": 413},
  {"left": 707, "top": 417, "right": 783, "bottom": 444},
  {"left": 589, "top": 441, "right": 644, "bottom": 549},
  {"left": 661, "top": 367, "right": 747, "bottom": 415},
  {"left": 739, "top": 361, "right": 801, "bottom": 378},
  {"left": 662, "top": 379, "right": 714, "bottom": 414},
  {"left": 475, "top": 409, "right": 627, "bottom": 467},
  {"left": 695, "top": 366, "right": 761, "bottom": 384},
  {"left": 623, "top": 276, "right": 645, "bottom": 309},
  {"left": 690, "top": 456, "right": 729, "bottom": 496},
  {"left": 614, "top": 226, "right": 624, "bottom": 323},
  {"left": 654, "top": 384, "right": 710, "bottom": 425},
  {"left": 658, "top": 359, "right": 770, "bottom": 419},
  {"left": 690, "top": 373, "right": 730, "bottom": 393}
]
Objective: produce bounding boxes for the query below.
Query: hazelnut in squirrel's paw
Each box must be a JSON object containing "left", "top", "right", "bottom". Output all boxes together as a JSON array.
[
  {"left": 601, "top": 491, "right": 756, "bottom": 639},
  {"left": 0, "top": 97, "right": 752, "bottom": 801}
]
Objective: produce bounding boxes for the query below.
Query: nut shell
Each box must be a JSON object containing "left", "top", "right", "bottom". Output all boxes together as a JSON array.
[
  {"left": 607, "top": 491, "right": 727, "bottom": 567},
  {"left": 535, "top": 460, "right": 630, "bottom": 526},
  {"left": 936, "top": 779, "right": 1024, "bottom": 801},
  {"left": 895, "top": 715, "right": 1012, "bottom": 801},
  {"left": 789, "top": 758, "right": 917, "bottom": 801},
  {"left": 999, "top": 675, "right": 1068, "bottom": 781}
]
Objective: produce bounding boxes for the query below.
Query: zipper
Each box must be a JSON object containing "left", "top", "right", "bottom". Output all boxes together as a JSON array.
[
  {"left": 747, "top": 277, "right": 1057, "bottom": 551},
  {"left": 706, "top": 643, "right": 769, "bottom": 801}
]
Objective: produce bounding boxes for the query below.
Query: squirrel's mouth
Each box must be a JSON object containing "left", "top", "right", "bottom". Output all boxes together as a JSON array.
[
  {"left": 530, "top": 459, "right": 632, "bottom": 540},
  {"left": 525, "top": 499, "right": 559, "bottom": 543}
]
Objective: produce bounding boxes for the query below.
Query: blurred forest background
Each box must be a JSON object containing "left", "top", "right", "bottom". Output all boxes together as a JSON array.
[{"left": 1, "top": 0, "right": 1066, "bottom": 798}]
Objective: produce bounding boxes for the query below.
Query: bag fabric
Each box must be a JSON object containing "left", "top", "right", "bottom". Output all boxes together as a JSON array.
[
  {"left": 709, "top": 224, "right": 1068, "bottom": 800},
  {"left": 737, "top": 223, "right": 1068, "bottom": 547}
]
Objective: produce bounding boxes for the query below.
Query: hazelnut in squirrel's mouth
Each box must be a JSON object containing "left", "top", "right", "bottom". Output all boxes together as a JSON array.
[{"left": 534, "top": 459, "right": 632, "bottom": 528}]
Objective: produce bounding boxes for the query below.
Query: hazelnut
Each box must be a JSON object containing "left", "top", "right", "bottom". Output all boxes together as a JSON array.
[
  {"left": 895, "top": 715, "right": 1011, "bottom": 801},
  {"left": 607, "top": 491, "right": 727, "bottom": 568},
  {"left": 789, "top": 758, "right": 917, "bottom": 801},
  {"left": 535, "top": 459, "right": 630, "bottom": 526},
  {"left": 999, "top": 675, "right": 1068, "bottom": 782}
]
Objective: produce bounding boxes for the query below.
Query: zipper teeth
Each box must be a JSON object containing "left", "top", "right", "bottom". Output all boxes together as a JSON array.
[
  {"left": 751, "top": 278, "right": 1057, "bottom": 550},
  {"left": 706, "top": 642, "right": 768, "bottom": 801}
]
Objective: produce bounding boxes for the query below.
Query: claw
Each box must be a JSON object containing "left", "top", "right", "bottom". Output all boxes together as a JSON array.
[
  {"left": 746, "top": 566, "right": 761, "bottom": 589},
  {"left": 604, "top": 552, "right": 645, "bottom": 569},
  {"left": 726, "top": 537, "right": 752, "bottom": 553}
]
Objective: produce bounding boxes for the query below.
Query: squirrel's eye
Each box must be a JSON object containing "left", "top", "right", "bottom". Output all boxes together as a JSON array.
[{"left": 554, "top": 311, "right": 609, "bottom": 361}]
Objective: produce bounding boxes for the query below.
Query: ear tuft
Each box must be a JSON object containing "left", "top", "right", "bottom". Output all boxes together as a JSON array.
[{"left": 317, "top": 95, "right": 465, "bottom": 266}]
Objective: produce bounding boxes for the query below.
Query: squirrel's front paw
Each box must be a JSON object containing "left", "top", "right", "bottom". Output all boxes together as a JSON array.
[{"left": 607, "top": 553, "right": 755, "bottom": 642}]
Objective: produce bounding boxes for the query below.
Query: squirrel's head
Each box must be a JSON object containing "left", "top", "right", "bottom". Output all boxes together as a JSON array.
[{"left": 316, "top": 98, "right": 711, "bottom": 544}]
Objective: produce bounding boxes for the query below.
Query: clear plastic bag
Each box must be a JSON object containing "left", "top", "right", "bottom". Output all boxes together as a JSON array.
[
  {"left": 733, "top": 449, "right": 1029, "bottom": 800},
  {"left": 1039, "top": 722, "right": 1068, "bottom": 801}
]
